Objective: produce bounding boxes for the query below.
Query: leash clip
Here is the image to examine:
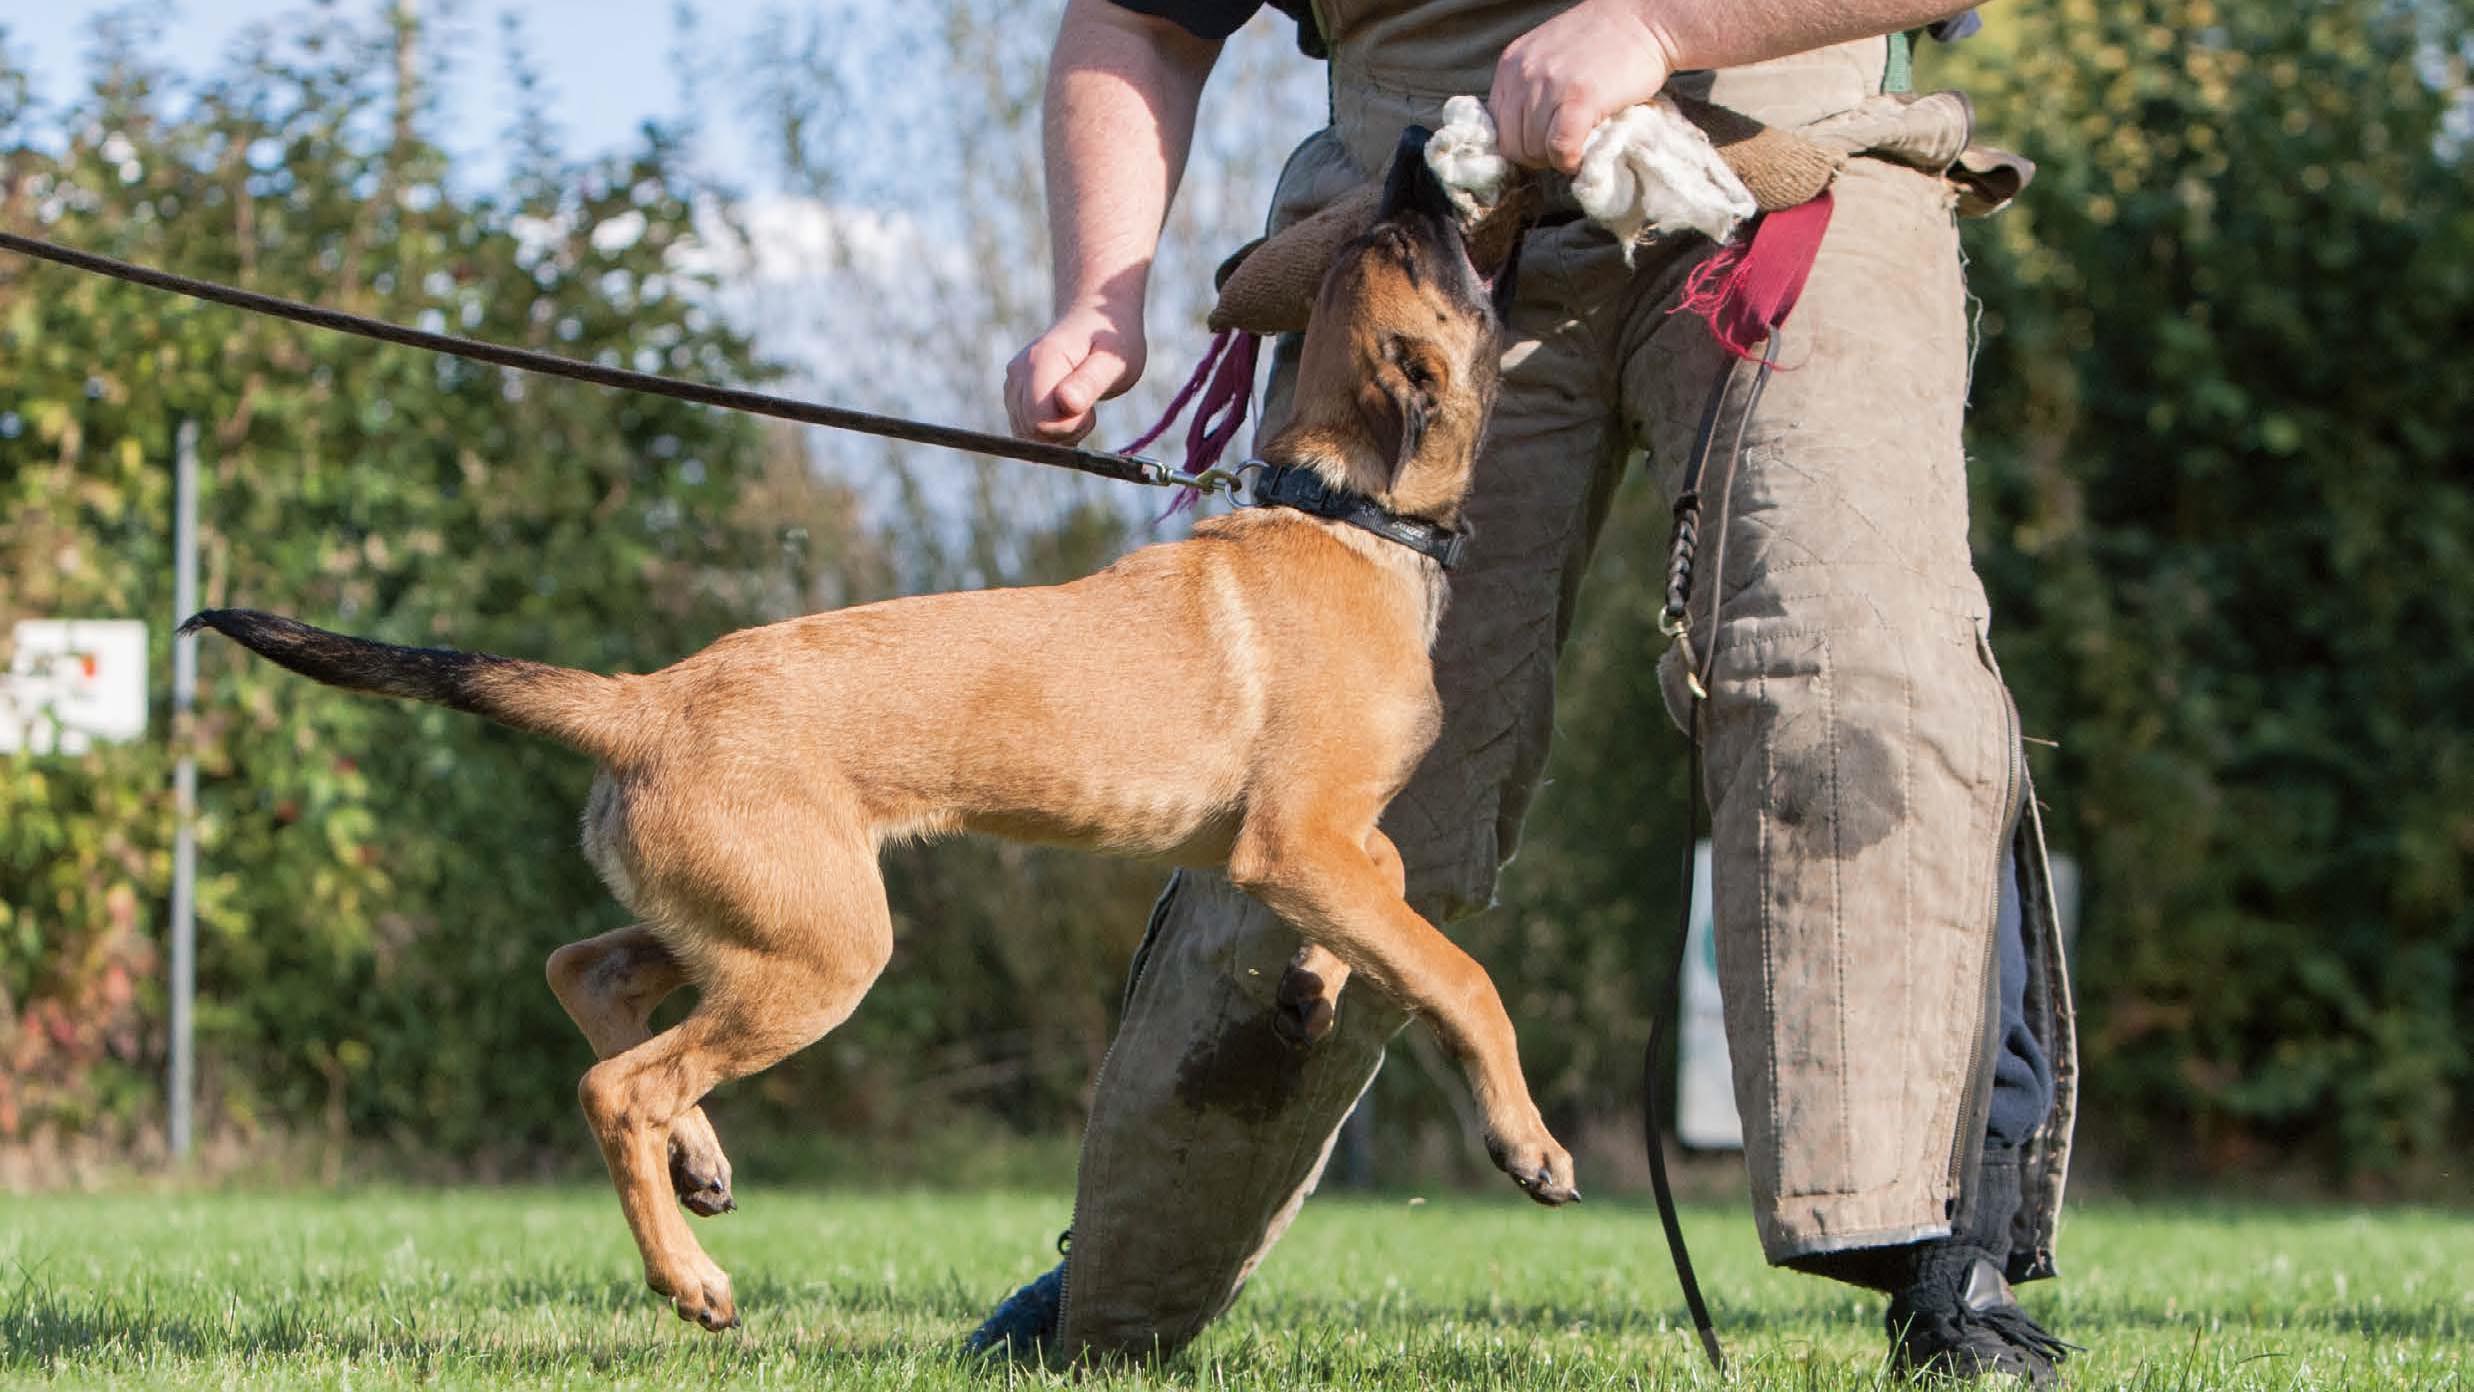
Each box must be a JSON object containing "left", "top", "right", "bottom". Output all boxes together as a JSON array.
[{"left": 1152, "top": 457, "right": 1266, "bottom": 502}]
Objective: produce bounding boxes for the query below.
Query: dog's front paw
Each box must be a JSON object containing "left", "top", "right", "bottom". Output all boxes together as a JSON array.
[
  {"left": 1486, "top": 1131, "right": 1581, "bottom": 1208},
  {"left": 651, "top": 1251, "right": 739, "bottom": 1331},
  {"left": 1273, "top": 945, "right": 1349, "bottom": 1050},
  {"left": 669, "top": 1109, "right": 736, "bottom": 1217},
  {"left": 1273, "top": 961, "right": 1338, "bottom": 1049}
]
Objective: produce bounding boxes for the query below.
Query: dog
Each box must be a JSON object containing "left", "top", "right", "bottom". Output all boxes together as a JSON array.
[{"left": 185, "top": 128, "right": 1575, "bottom": 1333}]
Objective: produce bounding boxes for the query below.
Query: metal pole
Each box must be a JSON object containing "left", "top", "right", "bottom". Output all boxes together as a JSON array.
[{"left": 169, "top": 419, "right": 198, "bottom": 1163}]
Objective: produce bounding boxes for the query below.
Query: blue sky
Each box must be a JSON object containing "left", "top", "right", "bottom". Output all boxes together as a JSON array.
[{"left": 11, "top": 2, "right": 765, "bottom": 186}]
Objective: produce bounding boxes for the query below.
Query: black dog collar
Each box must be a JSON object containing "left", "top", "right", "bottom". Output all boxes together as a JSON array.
[{"left": 1244, "top": 461, "right": 1469, "bottom": 570}]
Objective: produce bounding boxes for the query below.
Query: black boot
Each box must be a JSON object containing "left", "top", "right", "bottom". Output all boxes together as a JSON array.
[
  {"left": 1884, "top": 1149, "right": 2074, "bottom": 1387},
  {"left": 961, "top": 1261, "right": 1063, "bottom": 1362},
  {"left": 1884, "top": 1243, "right": 2071, "bottom": 1387}
]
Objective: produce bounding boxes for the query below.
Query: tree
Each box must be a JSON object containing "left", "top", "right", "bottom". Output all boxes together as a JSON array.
[
  {"left": 0, "top": 4, "right": 865, "bottom": 1163},
  {"left": 1948, "top": 0, "right": 2474, "bottom": 1180}
]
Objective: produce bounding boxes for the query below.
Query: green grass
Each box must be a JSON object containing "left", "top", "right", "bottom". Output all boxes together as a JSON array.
[{"left": 1, "top": 1187, "right": 2465, "bottom": 1389}]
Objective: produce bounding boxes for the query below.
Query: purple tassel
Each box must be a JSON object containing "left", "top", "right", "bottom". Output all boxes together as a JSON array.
[
  {"left": 1118, "top": 330, "right": 1228, "bottom": 456},
  {"left": 1114, "top": 329, "right": 1261, "bottom": 518}
]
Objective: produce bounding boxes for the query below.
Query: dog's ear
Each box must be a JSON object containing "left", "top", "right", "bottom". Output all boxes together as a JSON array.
[
  {"left": 1356, "top": 341, "right": 1433, "bottom": 483},
  {"left": 1466, "top": 180, "right": 1535, "bottom": 324},
  {"left": 1487, "top": 228, "right": 1525, "bottom": 323}
]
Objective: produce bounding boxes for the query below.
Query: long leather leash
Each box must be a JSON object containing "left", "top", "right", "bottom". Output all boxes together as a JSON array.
[
  {"left": 1645, "top": 332, "right": 1780, "bottom": 1376},
  {"left": 0, "top": 229, "right": 1239, "bottom": 495}
]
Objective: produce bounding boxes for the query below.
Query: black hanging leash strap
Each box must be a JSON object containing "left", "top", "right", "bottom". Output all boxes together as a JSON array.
[
  {"left": 0, "top": 229, "right": 1231, "bottom": 494},
  {"left": 1643, "top": 333, "right": 1780, "bottom": 1376}
]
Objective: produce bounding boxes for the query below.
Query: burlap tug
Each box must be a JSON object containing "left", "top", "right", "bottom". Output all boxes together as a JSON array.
[
  {"left": 1206, "top": 89, "right": 2023, "bottom": 336},
  {"left": 1208, "top": 96, "right": 1836, "bottom": 335},
  {"left": 1668, "top": 94, "right": 1841, "bottom": 211}
]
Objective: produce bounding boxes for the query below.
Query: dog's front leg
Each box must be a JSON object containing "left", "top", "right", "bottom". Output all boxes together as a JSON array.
[
  {"left": 546, "top": 925, "right": 736, "bottom": 1216},
  {"left": 1232, "top": 823, "right": 1578, "bottom": 1205},
  {"left": 1274, "top": 943, "right": 1347, "bottom": 1048}
]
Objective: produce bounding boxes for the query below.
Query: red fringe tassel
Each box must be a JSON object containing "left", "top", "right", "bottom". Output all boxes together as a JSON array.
[{"left": 1673, "top": 192, "right": 1835, "bottom": 361}]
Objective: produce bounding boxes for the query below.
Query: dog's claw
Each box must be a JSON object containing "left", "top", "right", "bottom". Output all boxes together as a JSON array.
[
  {"left": 1518, "top": 1163, "right": 1580, "bottom": 1206},
  {"left": 1526, "top": 1175, "right": 1580, "bottom": 1206}
]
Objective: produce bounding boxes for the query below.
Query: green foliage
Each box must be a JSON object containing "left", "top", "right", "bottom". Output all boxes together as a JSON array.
[
  {"left": 1944, "top": 0, "right": 2474, "bottom": 1178},
  {"left": 0, "top": 5, "right": 1166, "bottom": 1168},
  {"left": 0, "top": 6, "right": 855, "bottom": 1158}
]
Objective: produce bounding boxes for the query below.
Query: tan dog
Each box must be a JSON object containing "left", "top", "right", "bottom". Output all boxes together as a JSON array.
[{"left": 186, "top": 129, "right": 1574, "bottom": 1333}]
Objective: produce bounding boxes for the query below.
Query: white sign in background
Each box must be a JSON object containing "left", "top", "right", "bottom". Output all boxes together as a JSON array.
[
  {"left": 1674, "top": 840, "right": 1742, "bottom": 1149},
  {"left": 0, "top": 619, "right": 150, "bottom": 754}
]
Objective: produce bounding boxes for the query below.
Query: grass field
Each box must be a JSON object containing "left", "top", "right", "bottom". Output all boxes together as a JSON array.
[{"left": 2, "top": 1187, "right": 2466, "bottom": 1389}]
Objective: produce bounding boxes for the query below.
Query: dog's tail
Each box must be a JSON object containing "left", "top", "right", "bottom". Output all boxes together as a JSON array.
[{"left": 181, "top": 609, "right": 636, "bottom": 759}]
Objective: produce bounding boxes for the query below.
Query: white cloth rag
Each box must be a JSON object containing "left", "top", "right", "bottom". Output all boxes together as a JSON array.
[{"left": 1427, "top": 93, "right": 1757, "bottom": 250}]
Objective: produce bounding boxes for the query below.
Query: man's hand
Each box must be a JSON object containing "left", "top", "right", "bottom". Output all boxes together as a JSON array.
[
  {"left": 1489, "top": 0, "right": 1680, "bottom": 174},
  {"left": 1493, "top": 0, "right": 2002, "bottom": 172},
  {"left": 1005, "top": 303, "right": 1146, "bottom": 445}
]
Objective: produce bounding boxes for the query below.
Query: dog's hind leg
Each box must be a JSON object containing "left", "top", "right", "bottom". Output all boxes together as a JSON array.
[
  {"left": 577, "top": 844, "right": 893, "bottom": 1331},
  {"left": 545, "top": 924, "right": 735, "bottom": 1216},
  {"left": 1233, "top": 820, "right": 1576, "bottom": 1205}
]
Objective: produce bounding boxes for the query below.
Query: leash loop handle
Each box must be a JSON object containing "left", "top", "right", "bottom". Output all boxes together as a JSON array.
[{"left": 1659, "top": 490, "right": 1701, "bottom": 640}]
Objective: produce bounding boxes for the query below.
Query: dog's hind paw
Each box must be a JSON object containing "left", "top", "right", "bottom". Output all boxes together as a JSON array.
[
  {"left": 669, "top": 1112, "right": 737, "bottom": 1217},
  {"left": 673, "top": 1163, "right": 735, "bottom": 1218},
  {"left": 651, "top": 1250, "right": 739, "bottom": 1331}
]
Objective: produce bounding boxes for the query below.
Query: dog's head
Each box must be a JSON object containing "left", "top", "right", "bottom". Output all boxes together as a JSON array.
[{"left": 1267, "top": 126, "right": 1521, "bottom": 530}]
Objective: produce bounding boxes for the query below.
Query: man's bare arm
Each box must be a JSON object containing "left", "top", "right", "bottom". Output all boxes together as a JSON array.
[
  {"left": 1493, "top": 0, "right": 1990, "bottom": 172},
  {"left": 1005, "top": 0, "right": 1220, "bottom": 444}
]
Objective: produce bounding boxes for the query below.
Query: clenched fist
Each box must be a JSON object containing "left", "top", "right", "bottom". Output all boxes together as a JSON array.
[
  {"left": 1489, "top": 0, "right": 1681, "bottom": 174},
  {"left": 1004, "top": 304, "right": 1146, "bottom": 444}
]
